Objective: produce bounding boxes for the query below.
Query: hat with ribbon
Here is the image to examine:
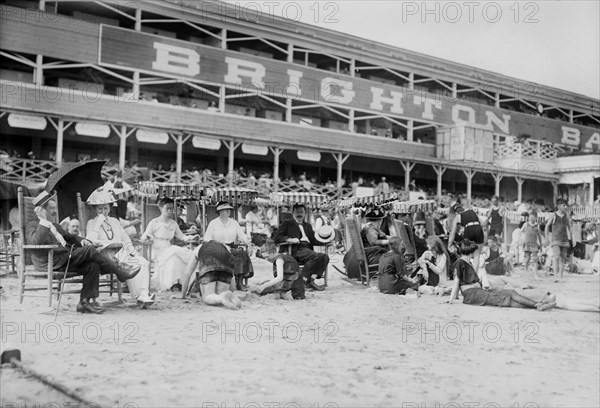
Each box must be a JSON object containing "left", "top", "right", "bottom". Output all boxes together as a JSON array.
[
  {"left": 216, "top": 201, "right": 235, "bottom": 212},
  {"left": 33, "top": 191, "right": 55, "bottom": 207},
  {"left": 86, "top": 187, "right": 117, "bottom": 206},
  {"left": 315, "top": 225, "right": 335, "bottom": 244}
]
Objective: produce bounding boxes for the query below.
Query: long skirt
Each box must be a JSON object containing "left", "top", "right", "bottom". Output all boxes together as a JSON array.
[{"left": 151, "top": 245, "right": 193, "bottom": 291}]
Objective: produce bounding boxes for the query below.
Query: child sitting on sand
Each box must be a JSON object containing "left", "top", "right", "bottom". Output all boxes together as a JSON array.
[
  {"left": 249, "top": 241, "right": 305, "bottom": 300},
  {"left": 377, "top": 237, "right": 417, "bottom": 295},
  {"left": 448, "top": 239, "right": 555, "bottom": 310},
  {"left": 482, "top": 235, "right": 513, "bottom": 276}
]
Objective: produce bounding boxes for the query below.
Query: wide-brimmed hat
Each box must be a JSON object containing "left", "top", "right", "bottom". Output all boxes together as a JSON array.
[
  {"left": 33, "top": 191, "right": 55, "bottom": 207},
  {"left": 216, "top": 201, "right": 235, "bottom": 212},
  {"left": 364, "top": 209, "right": 385, "bottom": 220},
  {"left": 414, "top": 211, "right": 426, "bottom": 226},
  {"left": 315, "top": 225, "right": 335, "bottom": 244},
  {"left": 86, "top": 187, "right": 116, "bottom": 206},
  {"left": 450, "top": 202, "right": 464, "bottom": 213}
]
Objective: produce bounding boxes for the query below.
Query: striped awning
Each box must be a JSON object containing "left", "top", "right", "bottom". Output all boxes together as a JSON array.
[
  {"left": 209, "top": 187, "right": 259, "bottom": 205},
  {"left": 391, "top": 199, "right": 437, "bottom": 214},
  {"left": 137, "top": 182, "right": 205, "bottom": 199},
  {"left": 337, "top": 192, "right": 399, "bottom": 208},
  {"left": 269, "top": 192, "right": 328, "bottom": 206}
]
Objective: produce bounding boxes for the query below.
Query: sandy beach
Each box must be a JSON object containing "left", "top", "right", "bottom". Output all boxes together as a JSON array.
[{"left": 1, "top": 254, "right": 599, "bottom": 408}]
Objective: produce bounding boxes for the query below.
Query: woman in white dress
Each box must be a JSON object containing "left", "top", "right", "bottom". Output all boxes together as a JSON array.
[
  {"left": 141, "top": 197, "right": 194, "bottom": 291},
  {"left": 204, "top": 201, "right": 253, "bottom": 289},
  {"left": 85, "top": 188, "right": 154, "bottom": 306}
]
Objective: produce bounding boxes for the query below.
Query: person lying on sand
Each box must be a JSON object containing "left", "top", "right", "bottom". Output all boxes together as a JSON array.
[
  {"left": 487, "top": 275, "right": 599, "bottom": 313},
  {"left": 248, "top": 241, "right": 305, "bottom": 300},
  {"left": 180, "top": 241, "right": 241, "bottom": 309},
  {"left": 448, "top": 239, "right": 555, "bottom": 310}
]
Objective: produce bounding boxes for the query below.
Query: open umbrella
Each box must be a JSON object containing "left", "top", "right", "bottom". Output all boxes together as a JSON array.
[{"left": 45, "top": 161, "right": 106, "bottom": 219}]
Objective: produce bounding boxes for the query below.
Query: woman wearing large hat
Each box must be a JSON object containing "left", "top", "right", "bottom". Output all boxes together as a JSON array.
[
  {"left": 204, "top": 201, "right": 254, "bottom": 290},
  {"left": 85, "top": 188, "right": 154, "bottom": 306},
  {"left": 141, "top": 197, "right": 194, "bottom": 292}
]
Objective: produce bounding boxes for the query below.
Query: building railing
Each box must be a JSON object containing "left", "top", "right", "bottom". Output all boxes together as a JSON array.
[
  {"left": 1, "top": 158, "right": 354, "bottom": 200},
  {"left": 494, "top": 140, "right": 558, "bottom": 160}
]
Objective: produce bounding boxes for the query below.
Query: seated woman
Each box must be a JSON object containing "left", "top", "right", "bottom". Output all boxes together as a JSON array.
[
  {"left": 343, "top": 209, "right": 390, "bottom": 280},
  {"left": 248, "top": 241, "right": 305, "bottom": 300},
  {"left": 204, "top": 201, "right": 254, "bottom": 290},
  {"left": 448, "top": 239, "right": 555, "bottom": 310},
  {"left": 180, "top": 240, "right": 241, "bottom": 309},
  {"left": 415, "top": 236, "right": 451, "bottom": 295},
  {"left": 140, "top": 197, "right": 194, "bottom": 292},
  {"left": 85, "top": 188, "right": 154, "bottom": 306},
  {"left": 378, "top": 237, "right": 417, "bottom": 295}
]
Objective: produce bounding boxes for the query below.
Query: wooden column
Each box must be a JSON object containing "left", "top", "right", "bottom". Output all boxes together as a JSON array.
[
  {"left": 462, "top": 168, "right": 476, "bottom": 206},
  {"left": 110, "top": 124, "right": 136, "bottom": 170},
  {"left": 590, "top": 180, "right": 595, "bottom": 206},
  {"left": 432, "top": 164, "right": 447, "bottom": 202},
  {"left": 47, "top": 118, "right": 72, "bottom": 164},
  {"left": 170, "top": 134, "right": 191, "bottom": 182},
  {"left": 269, "top": 146, "right": 284, "bottom": 191},
  {"left": 333, "top": 153, "right": 350, "bottom": 195},
  {"left": 224, "top": 141, "right": 240, "bottom": 186},
  {"left": 492, "top": 173, "right": 503, "bottom": 197},
  {"left": 400, "top": 161, "right": 415, "bottom": 193},
  {"left": 516, "top": 177, "right": 525, "bottom": 203},
  {"left": 552, "top": 180, "right": 559, "bottom": 203},
  {"left": 406, "top": 120, "right": 414, "bottom": 142}
]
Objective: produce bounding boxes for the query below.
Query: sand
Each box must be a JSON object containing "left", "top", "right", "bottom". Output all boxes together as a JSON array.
[{"left": 1, "top": 255, "right": 599, "bottom": 408}]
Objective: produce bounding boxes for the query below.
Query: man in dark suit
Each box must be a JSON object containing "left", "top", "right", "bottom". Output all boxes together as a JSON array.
[
  {"left": 273, "top": 204, "right": 329, "bottom": 290},
  {"left": 27, "top": 191, "right": 141, "bottom": 314}
]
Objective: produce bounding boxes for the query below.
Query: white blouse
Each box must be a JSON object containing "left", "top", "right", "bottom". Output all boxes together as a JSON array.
[{"left": 204, "top": 217, "right": 249, "bottom": 245}]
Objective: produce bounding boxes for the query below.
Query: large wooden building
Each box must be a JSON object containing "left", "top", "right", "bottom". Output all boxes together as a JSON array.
[{"left": 1, "top": 0, "right": 599, "bottom": 204}]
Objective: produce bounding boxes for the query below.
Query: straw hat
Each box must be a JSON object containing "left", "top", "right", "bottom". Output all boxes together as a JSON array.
[
  {"left": 216, "top": 201, "right": 235, "bottom": 212},
  {"left": 86, "top": 188, "right": 116, "bottom": 206},
  {"left": 33, "top": 191, "right": 55, "bottom": 207},
  {"left": 364, "top": 209, "right": 385, "bottom": 220},
  {"left": 315, "top": 225, "right": 335, "bottom": 244}
]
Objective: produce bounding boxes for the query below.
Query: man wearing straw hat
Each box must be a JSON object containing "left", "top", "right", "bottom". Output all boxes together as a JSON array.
[
  {"left": 27, "top": 191, "right": 141, "bottom": 314},
  {"left": 274, "top": 204, "right": 331, "bottom": 291}
]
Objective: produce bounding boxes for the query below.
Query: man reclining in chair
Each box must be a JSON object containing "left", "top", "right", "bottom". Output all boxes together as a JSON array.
[
  {"left": 26, "top": 191, "right": 141, "bottom": 314},
  {"left": 273, "top": 204, "right": 329, "bottom": 291}
]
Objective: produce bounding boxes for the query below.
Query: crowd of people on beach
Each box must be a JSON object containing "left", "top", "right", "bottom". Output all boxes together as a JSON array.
[{"left": 22, "top": 177, "right": 600, "bottom": 315}]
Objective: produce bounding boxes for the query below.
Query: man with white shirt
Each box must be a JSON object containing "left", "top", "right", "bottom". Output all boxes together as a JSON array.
[{"left": 273, "top": 204, "right": 329, "bottom": 290}]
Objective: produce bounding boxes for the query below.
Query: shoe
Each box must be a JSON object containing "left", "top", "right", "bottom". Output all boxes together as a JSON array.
[
  {"left": 116, "top": 264, "right": 141, "bottom": 282},
  {"left": 77, "top": 301, "right": 105, "bottom": 314},
  {"left": 137, "top": 293, "right": 155, "bottom": 308},
  {"left": 170, "top": 283, "right": 182, "bottom": 292},
  {"left": 307, "top": 279, "right": 325, "bottom": 291}
]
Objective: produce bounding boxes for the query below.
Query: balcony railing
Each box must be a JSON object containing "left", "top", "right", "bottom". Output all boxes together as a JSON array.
[
  {"left": 494, "top": 140, "right": 558, "bottom": 160},
  {"left": 0, "top": 158, "right": 354, "bottom": 199}
]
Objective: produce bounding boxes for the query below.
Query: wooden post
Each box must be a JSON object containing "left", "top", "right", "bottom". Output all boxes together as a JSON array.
[
  {"left": 333, "top": 153, "right": 350, "bottom": 195},
  {"left": 492, "top": 173, "right": 503, "bottom": 197},
  {"left": 170, "top": 134, "right": 191, "bottom": 182},
  {"left": 552, "top": 180, "right": 559, "bottom": 203},
  {"left": 432, "top": 164, "right": 447, "bottom": 202},
  {"left": 109, "top": 124, "right": 136, "bottom": 171},
  {"left": 406, "top": 120, "right": 414, "bottom": 142},
  {"left": 462, "top": 167, "right": 476, "bottom": 206},
  {"left": 47, "top": 118, "right": 72, "bottom": 164},
  {"left": 269, "top": 146, "right": 284, "bottom": 191},
  {"left": 225, "top": 141, "right": 240, "bottom": 186},
  {"left": 516, "top": 177, "right": 524, "bottom": 203},
  {"left": 400, "top": 161, "right": 415, "bottom": 193}
]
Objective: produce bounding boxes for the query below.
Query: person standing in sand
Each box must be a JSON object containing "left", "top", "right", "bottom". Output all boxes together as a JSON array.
[{"left": 545, "top": 198, "right": 575, "bottom": 280}]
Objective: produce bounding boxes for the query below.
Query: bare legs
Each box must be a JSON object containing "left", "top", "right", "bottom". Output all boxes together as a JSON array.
[{"left": 201, "top": 281, "right": 241, "bottom": 309}]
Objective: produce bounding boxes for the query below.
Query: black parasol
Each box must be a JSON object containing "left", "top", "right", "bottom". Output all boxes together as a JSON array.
[{"left": 45, "top": 161, "right": 106, "bottom": 219}]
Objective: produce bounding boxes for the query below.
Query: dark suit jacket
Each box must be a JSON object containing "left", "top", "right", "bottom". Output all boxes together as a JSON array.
[
  {"left": 273, "top": 218, "right": 319, "bottom": 254},
  {"left": 26, "top": 220, "right": 83, "bottom": 270}
]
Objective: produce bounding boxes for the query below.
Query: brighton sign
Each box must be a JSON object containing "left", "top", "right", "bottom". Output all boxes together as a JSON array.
[{"left": 98, "top": 25, "right": 599, "bottom": 150}]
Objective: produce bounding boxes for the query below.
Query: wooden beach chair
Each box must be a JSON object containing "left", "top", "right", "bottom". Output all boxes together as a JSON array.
[{"left": 346, "top": 215, "right": 378, "bottom": 285}]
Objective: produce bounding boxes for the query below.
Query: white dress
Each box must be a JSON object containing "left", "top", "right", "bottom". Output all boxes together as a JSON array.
[
  {"left": 86, "top": 216, "right": 150, "bottom": 299},
  {"left": 142, "top": 217, "right": 193, "bottom": 291}
]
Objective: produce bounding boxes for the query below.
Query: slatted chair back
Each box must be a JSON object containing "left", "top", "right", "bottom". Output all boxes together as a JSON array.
[
  {"left": 18, "top": 188, "right": 85, "bottom": 306},
  {"left": 393, "top": 220, "right": 417, "bottom": 259},
  {"left": 425, "top": 216, "right": 436, "bottom": 237},
  {"left": 345, "top": 215, "right": 373, "bottom": 284}
]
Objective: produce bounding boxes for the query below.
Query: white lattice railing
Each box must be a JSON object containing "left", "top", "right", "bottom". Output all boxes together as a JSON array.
[
  {"left": 494, "top": 141, "right": 558, "bottom": 160},
  {"left": 0, "top": 158, "right": 60, "bottom": 182}
]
